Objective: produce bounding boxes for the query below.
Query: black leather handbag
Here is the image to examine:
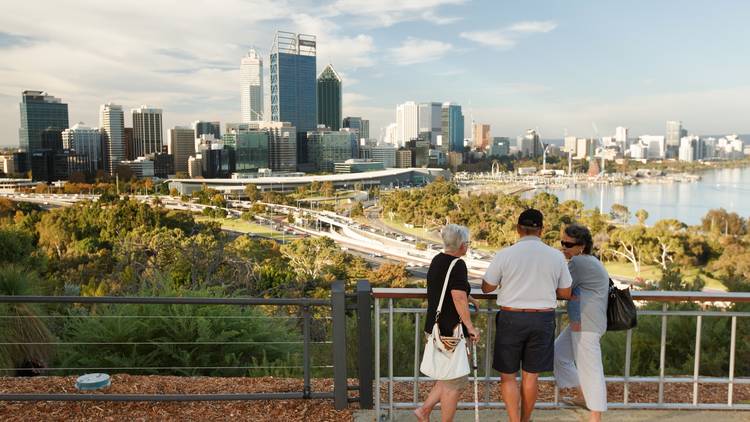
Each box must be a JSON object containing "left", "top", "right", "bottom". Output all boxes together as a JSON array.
[{"left": 606, "top": 278, "right": 638, "bottom": 331}]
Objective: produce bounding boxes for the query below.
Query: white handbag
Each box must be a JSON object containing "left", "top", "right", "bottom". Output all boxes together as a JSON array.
[{"left": 420, "top": 258, "right": 471, "bottom": 380}]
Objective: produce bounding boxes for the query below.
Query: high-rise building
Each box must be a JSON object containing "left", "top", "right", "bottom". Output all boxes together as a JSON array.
[
  {"left": 270, "top": 31, "right": 317, "bottom": 133},
  {"left": 396, "top": 101, "right": 419, "bottom": 147},
  {"left": 406, "top": 138, "right": 430, "bottom": 167},
  {"left": 194, "top": 121, "right": 221, "bottom": 140},
  {"left": 317, "top": 64, "right": 342, "bottom": 130},
  {"left": 260, "top": 121, "right": 297, "bottom": 172},
  {"left": 307, "top": 129, "right": 353, "bottom": 172},
  {"left": 62, "top": 123, "right": 102, "bottom": 174},
  {"left": 472, "top": 123, "right": 490, "bottom": 150},
  {"left": 395, "top": 149, "right": 412, "bottom": 168},
  {"left": 441, "top": 103, "right": 464, "bottom": 153},
  {"left": 168, "top": 126, "right": 196, "bottom": 174},
  {"left": 361, "top": 119, "right": 370, "bottom": 140},
  {"left": 679, "top": 137, "right": 696, "bottom": 162},
  {"left": 132, "top": 106, "right": 163, "bottom": 158},
  {"left": 615, "top": 126, "right": 628, "bottom": 150},
  {"left": 383, "top": 123, "right": 398, "bottom": 145},
  {"left": 0, "top": 155, "right": 15, "bottom": 176},
  {"left": 223, "top": 126, "right": 270, "bottom": 173},
  {"left": 666, "top": 121, "right": 683, "bottom": 158},
  {"left": 197, "top": 137, "right": 235, "bottom": 178},
  {"left": 418, "top": 102, "right": 442, "bottom": 147},
  {"left": 241, "top": 49, "right": 264, "bottom": 123},
  {"left": 371, "top": 145, "right": 397, "bottom": 168},
  {"left": 18, "top": 90, "right": 69, "bottom": 168},
  {"left": 123, "top": 127, "right": 134, "bottom": 160},
  {"left": 641, "top": 135, "right": 666, "bottom": 159},
  {"left": 489, "top": 137, "right": 511, "bottom": 157},
  {"left": 99, "top": 103, "right": 125, "bottom": 175},
  {"left": 343, "top": 116, "right": 364, "bottom": 139},
  {"left": 518, "top": 129, "right": 543, "bottom": 158}
]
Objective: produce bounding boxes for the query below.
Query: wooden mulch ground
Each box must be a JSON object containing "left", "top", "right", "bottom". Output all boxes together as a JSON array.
[{"left": 1, "top": 376, "right": 749, "bottom": 421}]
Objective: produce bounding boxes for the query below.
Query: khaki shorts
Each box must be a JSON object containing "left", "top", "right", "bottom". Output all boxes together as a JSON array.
[{"left": 440, "top": 375, "right": 469, "bottom": 390}]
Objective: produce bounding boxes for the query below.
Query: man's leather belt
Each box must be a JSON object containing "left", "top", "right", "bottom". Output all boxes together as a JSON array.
[{"left": 500, "top": 306, "right": 554, "bottom": 313}]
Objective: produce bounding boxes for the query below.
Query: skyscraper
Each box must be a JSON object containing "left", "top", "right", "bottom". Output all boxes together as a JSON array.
[
  {"left": 472, "top": 123, "right": 490, "bottom": 150},
  {"left": 317, "top": 64, "right": 342, "bottom": 130},
  {"left": 441, "top": 102, "right": 464, "bottom": 153},
  {"left": 396, "top": 101, "right": 419, "bottom": 147},
  {"left": 418, "top": 102, "right": 442, "bottom": 147},
  {"left": 270, "top": 31, "right": 317, "bottom": 132},
  {"left": 361, "top": 119, "right": 370, "bottom": 140},
  {"left": 62, "top": 123, "right": 102, "bottom": 174},
  {"left": 99, "top": 103, "right": 125, "bottom": 175},
  {"left": 19, "top": 90, "right": 69, "bottom": 167},
  {"left": 666, "top": 121, "right": 682, "bottom": 158},
  {"left": 223, "top": 126, "right": 269, "bottom": 173},
  {"left": 343, "top": 116, "right": 363, "bottom": 137},
  {"left": 259, "top": 121, "right": 297, "bottom": 172},
  {"left": 194, "top": 121, "right": 221, "bottom": 140},
  {"left": 519, "top": 129, "right": 543, "bottom": 158},
  {"left": 168, "top": 126, "right": 196, "bottom": 174},
  {"left": 132, "top": 106, "right": 163, "bottom": 158},
  {"left": 240, "top": 50, "right": 263, "bottom": 122}
]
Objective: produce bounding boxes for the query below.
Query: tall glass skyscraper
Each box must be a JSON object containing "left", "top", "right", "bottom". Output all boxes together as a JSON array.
[
  {"left": 240, "top": 50, "right": 263, "bottom": 122},
  {"left": 132, "top": 106, "right": 163, "bottom": 158},
  {"left": 100, "top": 103, "right": 125, "bottom": 175},
  {"left": 441, "top": 102, "right": 464, "bottom": 153},
  {"left": 270, "top": 31, "right": 317, "bottom": 133},
  {"left": 19, "top": 91, "right": 69, "bottom": 167},
  {"left": 317, "top": 64, "right": 342, "bottom": 130}
]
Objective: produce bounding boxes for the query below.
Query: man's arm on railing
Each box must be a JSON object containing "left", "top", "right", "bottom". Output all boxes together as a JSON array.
[
  {"left": 556, "top": 287, "right": 572, "bottom": 300},
  {"left": 481, "top": 279, "right": 498, "bottom": 294}
]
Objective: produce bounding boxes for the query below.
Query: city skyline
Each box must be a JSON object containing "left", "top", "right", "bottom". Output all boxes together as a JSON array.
[{"left": 2, "top": 1, "right": 750, "bottom": 147}]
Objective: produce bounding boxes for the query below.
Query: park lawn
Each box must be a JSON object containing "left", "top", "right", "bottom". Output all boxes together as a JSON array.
[
  {"left": 603, "top": 261, "right": 725, "bottom": 290},
  {"left": 195, "top": 216, "right": 287, "bottom": 240},
  {"left": 376, "top": 217, "right": 443, "bottom": 243}
]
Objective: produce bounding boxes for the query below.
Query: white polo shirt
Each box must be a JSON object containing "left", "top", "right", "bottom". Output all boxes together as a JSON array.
[{"left": 483, "top": 236, "right": 572, "bottom": 309}]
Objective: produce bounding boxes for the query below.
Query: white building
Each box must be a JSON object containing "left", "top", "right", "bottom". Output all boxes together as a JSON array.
[
  {"left": 679, "top": 137, "right": 695, "bottom": 162},
  {"left": 62, "top": 122, "right": 102, "bottom": 174},
  {"left": 640, "top": 135, "right": 666, "bottom": 159},
  {"left": 563, "top": 136, "right": 577, "bottom": 154},
  {"left": 167, "top": 126, "right": 196, "bottom": 174},
  {"left": 383, "top": 123, "right": 398, "bottom": 146},
  {"left": 240, "top": 49, "right": 263, "bottom": 122},
  {"left": 615, "top": 126, "right": 628, "bottom": 149},
  {"left": 188, "top": 156, "right": 202, "bottom": 178},
  {"left": 396, "top": 101, "right": 419, "bottom": 147},
  {"left": 132, "top": 106, "right": 163, "bottom": 158},
  {"left": 99, "top": 103, "right": 125, "bottom": 175},
  {"left": 119, "top": 156, "right": 155, "bottom": 178},
  {"left": 629, "top": 142, "right": 648, "bottom": 160},
  {"left": 575, "top": 138, "right": 594, "bottom": 160},
  {"left": 0, "top": 155, "right": 15, "bottom": 175},
  {"left": 718, "top": 134, "right": 744, "bottom": 159}
]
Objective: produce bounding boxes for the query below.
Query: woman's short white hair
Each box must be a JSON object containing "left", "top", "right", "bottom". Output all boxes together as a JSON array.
[{"left": 441, "top": 224, "right": 470, "bottom": 252}]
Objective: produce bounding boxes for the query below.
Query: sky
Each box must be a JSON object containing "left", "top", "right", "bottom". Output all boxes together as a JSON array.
[{"left": 2, "top": 0, "right": 750, "bottom": 147}]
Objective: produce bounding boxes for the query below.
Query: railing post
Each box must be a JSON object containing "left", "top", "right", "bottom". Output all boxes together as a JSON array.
[
  {"left": 356, "top": 280, "right": 374, "bottom": 409},
  {"left": 331, "top": 280, "right": 348, "bottom": 410},
  {"left": 302, "top": 304, "right": 311, "bottom": 399}
]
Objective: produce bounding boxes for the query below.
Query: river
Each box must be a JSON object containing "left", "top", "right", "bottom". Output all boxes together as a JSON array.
[{"left": 532, "top": 166, "right": 750, "bottom": 225}]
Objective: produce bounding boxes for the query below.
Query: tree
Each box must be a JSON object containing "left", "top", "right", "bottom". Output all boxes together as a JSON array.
[
  {"left": 321, "top": 181, "right": 335, "bottom": 197},
  {"left": 350, "top": 202, "right": 364, "bottom": 218},
  {"left": 369, "top": 263, "right": 411, "bottom": 288},
  {"left": 635, "top": 209, "right": 649, "bottom": 225},
  {"left": 610, "top": 203, "right": 631, "bottom": 224},
  {"left": 244, "top": 184, "right": 259, "bottom": 201},
  {"left": 604, "top": 225, "right": 648, "bottom": 275},
  {"left": 701, "top": 208, "right": 746, "bottom": 236},
  {"left": 647, "top": 219, "right": 688, "bottom": 271}
]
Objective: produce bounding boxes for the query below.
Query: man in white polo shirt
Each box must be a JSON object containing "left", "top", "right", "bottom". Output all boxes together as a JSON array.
[{"left": 482, "top": 208, "right": 572, "bottom": 422}]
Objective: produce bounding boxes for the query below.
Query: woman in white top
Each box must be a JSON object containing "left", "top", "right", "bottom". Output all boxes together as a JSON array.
[{"left": 554, "top": 224, "right": 609, "bottom": 422}]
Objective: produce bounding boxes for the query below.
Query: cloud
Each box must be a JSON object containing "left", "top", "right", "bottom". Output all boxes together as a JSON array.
[
  {"left": 0, "top": 32, "right": 37, "bottom": 49},
  {"left": 460, "top": 20, "right": 557, "bottom": 49},
  {"left": 327, "top": 0, "right": 467, "bottom": 27},
  {"left": 507, "top": 20, "right": 557, "bottom": 33},
  {"left": 390, "top": 38, "right": 453, "bottom": 65},
  {"left": 459, "top": 31, "right": 516, "bottom": 49}
]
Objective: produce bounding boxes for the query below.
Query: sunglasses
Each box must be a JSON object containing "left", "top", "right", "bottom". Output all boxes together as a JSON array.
[{"left": 560, "top": 240, "right": 581, "bottom": 249}]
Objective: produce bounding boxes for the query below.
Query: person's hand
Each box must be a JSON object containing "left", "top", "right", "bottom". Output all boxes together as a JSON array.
[
  {"left": 467, "top": 325, "right": 480, "bottom": 344},
  {"left": 468, "top": 296, "right": 480, "bottom": 311}
]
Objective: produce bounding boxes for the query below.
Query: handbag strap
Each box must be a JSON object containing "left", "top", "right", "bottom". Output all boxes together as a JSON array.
[{"left": 435, "top": 258, "right": 460, "bottom": 322}]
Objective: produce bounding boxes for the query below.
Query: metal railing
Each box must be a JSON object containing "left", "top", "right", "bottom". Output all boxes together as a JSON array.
[
  {"left": 0, "top": 283, "right": 352, "bottom": 408},
  {"left": 373, "top": 288, "right": 750, "bottom": 420}
]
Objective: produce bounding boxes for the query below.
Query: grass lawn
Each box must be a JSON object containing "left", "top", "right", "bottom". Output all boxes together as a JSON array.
[
  {"left": 603, "top": 261, "right": 725, "bottom": 290},
  {"left": 374, "top": 217, "right": 442, "bottom": 243},
  {"left": 195, "top": 216, "right": 287, "bottom": 240}
]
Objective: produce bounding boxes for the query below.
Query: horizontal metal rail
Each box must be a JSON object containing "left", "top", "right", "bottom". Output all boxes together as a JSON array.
[
  {"left": 0, "top": 365, "right": 334, "bottom": 371},
  {"left": 0, "top": 295, "right": 330, "bottom": 306}
]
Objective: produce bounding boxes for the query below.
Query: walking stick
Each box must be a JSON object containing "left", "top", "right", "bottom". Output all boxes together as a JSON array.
[{"left": 472, "top": 341, "right": 479, "bottom": 422}]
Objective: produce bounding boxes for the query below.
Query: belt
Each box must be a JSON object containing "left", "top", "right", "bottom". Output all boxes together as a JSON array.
[{"left": 500, "top": 306, "right": 554, "bottom": 313}]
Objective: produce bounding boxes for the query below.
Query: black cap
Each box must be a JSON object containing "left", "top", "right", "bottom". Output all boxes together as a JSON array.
[{"left": 518, "top": 208, "right": 543, "bottom": 229}]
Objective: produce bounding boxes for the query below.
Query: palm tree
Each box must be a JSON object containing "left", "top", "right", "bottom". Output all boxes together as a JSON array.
[{"left": 0, "top": 265, "right": 54, "bottom": 375}]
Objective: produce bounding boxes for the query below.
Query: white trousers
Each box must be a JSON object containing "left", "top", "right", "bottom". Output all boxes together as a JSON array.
[{"left": 554, "top": 326, "right": 608, "bottom": 412}]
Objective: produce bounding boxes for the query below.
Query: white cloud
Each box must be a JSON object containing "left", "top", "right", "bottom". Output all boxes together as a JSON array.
[
  {"left": 390, "top": 38, "right": 453, "bottom": 65},
  {"left": 507, "top": 20, "right": 557, "bottom": 33},
  {"left": 460, "top": 20, "right": 557, "bottom": 49},
  {"left": 459, "top": 31, "right": 516, "bottom": 49},
  {"left": 326, "top": 0, "right": 466, "bottom": 27}
]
